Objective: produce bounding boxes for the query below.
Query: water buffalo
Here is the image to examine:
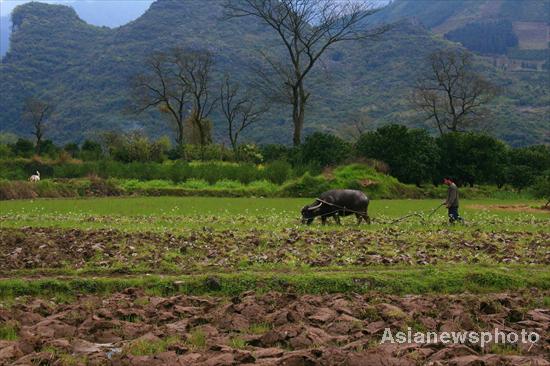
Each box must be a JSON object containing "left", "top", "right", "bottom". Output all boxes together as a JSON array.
[{"left": 301, "top": 189, "right": 370, "bottom": 225}]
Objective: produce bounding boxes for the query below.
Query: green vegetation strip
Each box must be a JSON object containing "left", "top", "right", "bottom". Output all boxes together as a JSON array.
[{"left": 1, "top": 266, "right": 548, "bottom": 299}]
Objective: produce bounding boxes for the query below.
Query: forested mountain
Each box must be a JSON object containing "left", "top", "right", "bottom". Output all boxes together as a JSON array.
[
  {"left": 0, "top": 0, "right": 154, "bottom": 58},
  {"left": 445, "top": 20, "right": 518, "bottom": 55},
  {"left": 372, "top": 0, "right": 550, "bottom": 61},
  {"left": 0, "top": 0, "right": 548, "bottom": 146}
]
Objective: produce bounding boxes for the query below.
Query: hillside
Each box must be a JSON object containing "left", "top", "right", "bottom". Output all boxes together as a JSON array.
[
  {"left": 0, "top": 0, "right": 548, "bottom": 146},
  {"left": 372, "top": 0, "right": 550, "bottom": 67},
  {"left": 0, "top": 0, "right": 155, "bottom": 58}
]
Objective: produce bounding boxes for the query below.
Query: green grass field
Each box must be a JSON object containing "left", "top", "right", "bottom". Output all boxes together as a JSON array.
[
  {"left": 0, "top": 197, "right": 548, "bottom": 299},
  {"left": 1, "top": 196, "right": 548, "bottom": 232}
]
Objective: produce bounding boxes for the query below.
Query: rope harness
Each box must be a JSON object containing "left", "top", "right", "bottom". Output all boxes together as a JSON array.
[
  {"left": 303, "top": 199, "right": 445, "bottom": 225},
  {"left": 387, "top": 203, "right": 445, "bottom": 225},
  {"left": 311, "top": 198, "right": 369, "bottom": 217}
]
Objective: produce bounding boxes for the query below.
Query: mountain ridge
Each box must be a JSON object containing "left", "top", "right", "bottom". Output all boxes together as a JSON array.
[
  {"left": 0, "top": 0, "right": 548, "bottom": 146},
  {"left": 0, "top": 0, "right": 155, "bottom": 58},
  {"left": 372, "top": 0, "right": 550, "bottom": 64}
]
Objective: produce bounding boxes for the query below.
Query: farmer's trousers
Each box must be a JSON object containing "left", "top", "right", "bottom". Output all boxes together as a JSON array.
[{"left": 448, "top": 206, "right": 461, "bottom": 223}]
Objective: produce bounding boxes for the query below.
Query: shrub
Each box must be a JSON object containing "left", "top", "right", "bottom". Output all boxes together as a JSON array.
[
  {"left": 86, "top": 177, "right": 122, "bottom": 196},
  {"left": 280, "top": 173, "right": 331, "bottom": 197},
  {"left": 436, "top": 132, "right": 508, "bottom": 187},
  {"left": 0, "top": 180, "right": 37, "bottom": 200},
  {"left": 10, "top": 139, "right": 34, "bottom": 158},
  {"left": 63, "top": 143, "right": 80, "bottom": 158},
  {"left": 264, "top": 160, "right": 292, "bottom": 184},
  {"left": 214, "top": 179, "right": 244, "bottom": 190},
  {"left": 80, "top": 140, "right": 103, "bottom": 160},
  {"left": 0, "top": 162, "right": 26, "bottom": 180},
  {"left": 0, "top": 144, "right": 12, "bottom": 159},
  {"left": 180, "top": 179, "right": 210, "bottom": 189},
  {"left": 330, "top": 164, "right": 418, "bottom": 198},
  {"left": 247, "top": 180, "right": 279, "bottom": 194},
  {"left": 356, "top": 125, "right": 439, "bottom": 186},
  {"left": 183, "top": 144, "right": 233, "bottom": 161},
  {"left": 260, "top": 144, "right": 292, "bottom": 162},
  {"left": 236, "top": 144, "right": 263, "bottom": 163},
  {"left": 506, "top": 165, "right": 536, "bottom": 192},
  {"left": 531, "top": 171, "right": 550, "bottom": 207},
  {"left": 53, "top": 162, "right": 88, "bottom": 178},
  {"left": 105, "top": 132, "right": 171, "bottom": 163},
  {"left": 0, "top": 179, "right": 80, "bottom": 200},
  {"left": 170, "top": 161, "right": 191, "bottom": 183},
  {"left": 35, "top": 180, "right": 74, "bottom": 197},
  {"left": 298, "top": 132, "right": 351, "bottom": 168}
]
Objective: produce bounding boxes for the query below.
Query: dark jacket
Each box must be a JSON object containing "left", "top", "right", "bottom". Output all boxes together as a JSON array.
[{"left": 446, "top": 183, "right": 459, "bottom": 208}]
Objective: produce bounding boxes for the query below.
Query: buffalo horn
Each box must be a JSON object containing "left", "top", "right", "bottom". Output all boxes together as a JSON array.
[{"left": 308, "top": 201, "right": 323, "bottom": 210}]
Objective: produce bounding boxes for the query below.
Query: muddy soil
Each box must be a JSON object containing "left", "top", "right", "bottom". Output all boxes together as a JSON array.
[
  {"left": 1, "top": 227, "right": 549, "bottom": 272},
  {"left": 0, "top": 290, "right": 548, "bottom": 365}
]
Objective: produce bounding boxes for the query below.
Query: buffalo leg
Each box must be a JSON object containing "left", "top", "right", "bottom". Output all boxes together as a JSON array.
[
  {"left": 321, "top": 216, "right": 327, "bottom": 225},
  {"left": 334, "top": 215, "right": 341, "bottom": 225},
  {"left": 356, "top": 214, "right": 362, "bottom": 225},
  {"left": 364, "top": 214, "right": 371, "bottom": 224}
]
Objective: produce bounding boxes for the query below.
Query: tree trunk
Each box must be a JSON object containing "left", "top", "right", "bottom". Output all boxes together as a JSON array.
[
  {"left": 292, "top": 92, "right": 301, "bottom": 147},
  {"left": 35, "top": 134, "right": 42, "bottom": 155},
  {"left": 176, "top": 120, "right": 184, "bottom": 147},
  {"left": 292, "top": 84, "right": 307, "bottom": 146}
]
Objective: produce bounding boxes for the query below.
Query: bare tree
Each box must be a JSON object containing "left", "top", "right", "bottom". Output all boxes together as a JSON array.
[
  {"left": 350, "top": 111, "right": 372, "bottom": 140},
  {"left": 412, "top": 49, "right": 498, "bottom": 135},
  {"left": 225, "top": 0, "right": 387, "bottom": 146},
  {"left": 220, "top": 75, "right": 269, "bottom": 152},
  {"left": 132, "top": 50, "right": 190, "bottom": 146},
  {"left": 174, "top": 49, "right": 217, "bottom": 147},
  {"left": 23, "top": 98, "right": 54, "bottom": 154},
  {"left": 132, "top": 48, "right": 216, "bottom": 147}
]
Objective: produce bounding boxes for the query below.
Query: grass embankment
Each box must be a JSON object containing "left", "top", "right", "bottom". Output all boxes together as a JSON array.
[
  {"left": 0, "top": 266, "right": 548, "bottom": 300},
  {"left": 0, "top": 164, "right": 531, "bottom": 200}
]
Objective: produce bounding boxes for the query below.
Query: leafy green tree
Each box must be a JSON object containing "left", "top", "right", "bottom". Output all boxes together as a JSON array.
[
  {"left": 299, "top": 132, "right": 351, "bottom": 168},
  {"left": 436, "top": 132, "right": 507, "bottom": 187},
  {"left": 508, "top": 145, "right": 550, "bottom": 173},
  {"left": 356, "top": 125, "right": 439, "bottom": 186},
  {"left": 0, "top": 144, "right": 12, "bottom": 158},
  {"left": 531, "top": 171, "right": 550, "bottom": 207},
  {"left": 10, "top": 138, "right": 35, "bottom": 158},
  {"left": 260, "top": 144, "right": 293, "bottom": 162},
  {"left": 506, "top": 165, "right": 535, "bottom": 192},
  {"left": 63, "top": 143, "right": 80, "bottom": 158},
  {"left": 102, "top": 132, "right": 171, "bottom": 163},
  {"left": 506, "top": 145, "right": 550, "bottom": 192},
  {"left": 80, "top": 140, "right": 103, "bottom": 160},
  {"left": 39, "top": 140, "right": 59, "bottom": 158},
  {"left": 445, "top": 20, "right": 518, "bottom": 55}
]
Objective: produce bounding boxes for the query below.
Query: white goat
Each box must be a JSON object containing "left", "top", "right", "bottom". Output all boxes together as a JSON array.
[{"left": 29, "top": 171, "right": 40, "bottom": 182}]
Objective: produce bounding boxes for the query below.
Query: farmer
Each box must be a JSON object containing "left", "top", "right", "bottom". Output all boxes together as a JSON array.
[{"left": 443, "top": 177, "right": 463, "bottom": 224}]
